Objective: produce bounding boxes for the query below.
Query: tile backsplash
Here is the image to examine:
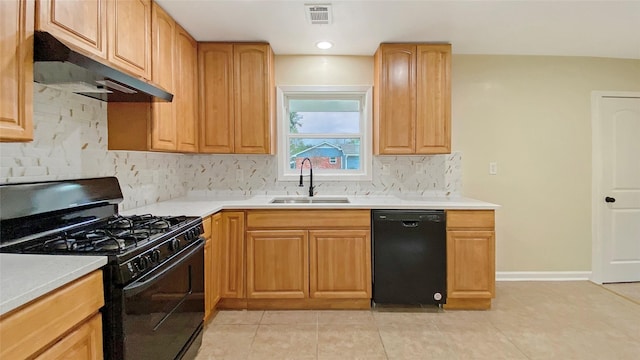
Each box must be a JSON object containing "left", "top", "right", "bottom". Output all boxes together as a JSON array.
[
  {"left": 0, "top": 85, "right": 461, "bottom": 210},
  {"left": 0, "top": 84, "right": 185, "bottom": 210},
  {"left": 183, "top": 153, "right": 461, "bottom": 197}
]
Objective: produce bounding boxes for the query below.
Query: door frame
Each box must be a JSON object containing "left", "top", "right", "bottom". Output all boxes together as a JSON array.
[{"left": 590, "top": 91, "right": 640, "bottom": 284}]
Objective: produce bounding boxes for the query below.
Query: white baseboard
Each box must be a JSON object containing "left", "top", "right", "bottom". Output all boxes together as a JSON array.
[{"left": 496, "top": 271, "right": 592, "bottom": 281}]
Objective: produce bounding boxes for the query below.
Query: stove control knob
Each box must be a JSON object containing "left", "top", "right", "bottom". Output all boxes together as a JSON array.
[
  {"left": 169, "top": 238, "right": 180, "bottom": 251},
  {"left": 136, "top": 256, "right": 149, "bottom": 271},
  {"left": 151, "top": 249, "right": 161, "bottom": 263}
]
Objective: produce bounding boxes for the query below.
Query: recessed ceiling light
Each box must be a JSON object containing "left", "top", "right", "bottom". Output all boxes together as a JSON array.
[{"left": 316, "top": 41, "right": 333, "bottom": 50}]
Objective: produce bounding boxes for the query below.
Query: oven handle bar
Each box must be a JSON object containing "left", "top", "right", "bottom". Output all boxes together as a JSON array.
[{"left": 123, "top": 240, "right": 203, "bottom": 297}]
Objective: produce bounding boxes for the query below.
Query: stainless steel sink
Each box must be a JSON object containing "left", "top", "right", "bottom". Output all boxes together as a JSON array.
[{"left": 269, "top": 197, "right": 350, "bottom": 204}]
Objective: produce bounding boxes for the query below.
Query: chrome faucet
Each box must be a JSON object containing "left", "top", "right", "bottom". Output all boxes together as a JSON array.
[{"left": 299, "top": 157, "right": 314, "bottom": 197}]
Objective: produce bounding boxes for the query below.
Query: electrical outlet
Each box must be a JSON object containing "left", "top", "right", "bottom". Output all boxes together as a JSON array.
[
  {"left": 489, "top": 162, "right": 498, "bottom": 175},
  {"left": 415, "top": 163, "right": 424, "bottom": 174},
  {"left": 236, "top": 169, "right": 244, "bottom": 181},
  {"left": 382, "top": 164, "right": 390, "bottom": 175}
]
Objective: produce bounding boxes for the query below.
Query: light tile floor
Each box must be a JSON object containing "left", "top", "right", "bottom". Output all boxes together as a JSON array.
[{"left": 196, "top": 281, "right": 640, "bottom": 360}]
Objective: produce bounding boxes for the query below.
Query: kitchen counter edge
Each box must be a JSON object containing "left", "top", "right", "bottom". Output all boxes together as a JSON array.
[
  {"left": 121, "top": 195, "right": 501, "bottom": 218},
  {"left": 0, "top": 254, "right": 108, "bottom": 316}
]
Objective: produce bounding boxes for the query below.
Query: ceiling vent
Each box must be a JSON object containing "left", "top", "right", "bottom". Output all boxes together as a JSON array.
[{"left": 305, "top": 4, "right": 332, "bottom": 25}]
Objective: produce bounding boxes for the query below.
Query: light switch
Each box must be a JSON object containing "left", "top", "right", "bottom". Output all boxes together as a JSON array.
[
  {"left": 489, "top": 162, "right": 498, "bottom": 175},
  {"left": 415, "top": 163, "right": 424, "bottom": 174},
  {"left": 382, "top": 164, "right": 390, "bottom": 175}
]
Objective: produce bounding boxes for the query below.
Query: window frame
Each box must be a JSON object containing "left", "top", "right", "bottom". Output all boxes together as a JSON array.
[{"left": 276, "top": 85, "right": 372, "bottom": 182}]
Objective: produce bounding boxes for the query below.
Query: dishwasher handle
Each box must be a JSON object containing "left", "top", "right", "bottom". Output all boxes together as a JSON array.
[{"left": 402, "top": 221, "right": 419, "bottom": 227}]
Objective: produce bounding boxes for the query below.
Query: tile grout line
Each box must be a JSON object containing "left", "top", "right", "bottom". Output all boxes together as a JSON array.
[
  {"left": 597, "top": 283, "right": 640, "bottom": 306},
  {"left": 486, "top": 315, "right": 533, "bottom": 360},
  {"left": 246, "top": 310, "right": 264, "bottom": 360}
]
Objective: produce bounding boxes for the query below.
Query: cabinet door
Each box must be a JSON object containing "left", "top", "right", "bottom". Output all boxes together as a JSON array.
[
  {"left": 36, "top": 0, "right": 106, "bottom": 59},
  {"left": 175, "top": 24, "right": 198, "bottom": 152},
  {"left": 211, "top": 213, "right": 222, "bottom": 305},
  {"left": 221, "top": 211, "right": 245, "bottom": 298},
  {"left": 309, "top": 230, "right": 371, "bottom": 299},
  {"left": 246, "top": 230, "right": 309, "bottom": 299},
  {"left": 446, "top": 230, "right": 495, "bottom": 302},
  {"left": 108, "top": 0, "right": 151, "bottom": 80},
  {"left": 234, "top": 44, "right": 274, "bottom": 154},
  {"left": 150, "top": 3, "right": 176, "bottom": 150},
  {"left": 374, "top": 44, "right": 416, "bottom": 154},
  {"left": 198, "top": 43, "right": 234, "bottom": 153},
  {"left": 0, "top": 0, "right": 34, "bottom": 142},
  {"left": 416, "top": 44, "right": 451, "bottom": 154},
  {"left": 35, "top": 314, "right": 103, "bottom": 360}
]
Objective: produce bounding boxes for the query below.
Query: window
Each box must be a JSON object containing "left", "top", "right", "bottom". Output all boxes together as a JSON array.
[{"left": 277, "top": 86, "right": 372, "bottom": 181}]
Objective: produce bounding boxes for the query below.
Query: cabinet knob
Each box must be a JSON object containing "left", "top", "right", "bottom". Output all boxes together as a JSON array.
[{"left": 605, "top": 197, "right": 616, "bottom": 203}]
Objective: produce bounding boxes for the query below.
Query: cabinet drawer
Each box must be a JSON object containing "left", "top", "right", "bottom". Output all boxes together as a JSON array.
[
  {"left": 0, "top": 270, "right": 104, "bottom": 359},
  {"left": 446, "top": 210, "right": 494, "bottom": 229},
  {"left": 247, "top": 210, "right": 370, "bottom": 229}
]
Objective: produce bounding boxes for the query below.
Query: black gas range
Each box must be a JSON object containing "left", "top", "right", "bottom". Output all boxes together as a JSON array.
[{"left": 0, "top": 177, "right": 205, "bottom": 360}]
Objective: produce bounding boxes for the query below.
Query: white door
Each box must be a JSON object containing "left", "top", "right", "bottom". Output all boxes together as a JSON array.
[{"left": 597, "top": 95, "right": 640, "bottom": 283}]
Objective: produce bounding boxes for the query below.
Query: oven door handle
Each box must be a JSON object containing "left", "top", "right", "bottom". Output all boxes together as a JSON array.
[{"left": 124, "top": 240, "right": 204, "bottom": 297}]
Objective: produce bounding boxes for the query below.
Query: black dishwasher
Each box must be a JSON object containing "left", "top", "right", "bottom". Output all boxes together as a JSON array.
[{"left": 372, "top": 210, "right": 446, "bottom": 305}]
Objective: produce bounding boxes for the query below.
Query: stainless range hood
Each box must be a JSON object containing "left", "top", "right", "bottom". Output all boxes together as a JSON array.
[{"left": 33, "top": 31, "right": 173, "bottom": 102}]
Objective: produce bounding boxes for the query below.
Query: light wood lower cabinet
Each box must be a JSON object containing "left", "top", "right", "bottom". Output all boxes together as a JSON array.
[
  {"left": 241, "top": 210, "right": 371, "bottom": 308},
  {"left": 220, "top": 211, "right": 245, "bottom": 298},
  {"left": 445, "top": 210, "right": 496, "bottom": 310},
  {"left": 246, "top": 230, "right": 309, "bottom": 299},
  {"left": 0, "top": 270, "right": 104, "bottom": 359},
  {"left": 309, "top": 230, "right": 371, "bottom": 299},
  {"left": 34, "top": 314, "right": 103, "bottom": 360},
  {"left": 204, "top": 213, "right": 223, "bottom": 321}
]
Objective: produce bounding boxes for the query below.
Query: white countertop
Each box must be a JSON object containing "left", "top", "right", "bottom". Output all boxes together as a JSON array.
[
  {"left": 0, "top": 254, "right": 107, "bottom": 316},
  {"left": 121, "top": 194, "right": 500, "bottom": 218}
]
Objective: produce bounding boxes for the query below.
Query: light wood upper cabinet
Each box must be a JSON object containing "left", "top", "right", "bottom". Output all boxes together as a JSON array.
[
  {"left": 198, "top": 43, "right": 234, "bottom": 153},
  {"left": 149, "top": 2, "right": 176, "bottom": 150},
  {"left": 309, "top": 230, "right": 371, "bottom": 299},
  {"left": 36, "top": 0, "right": 107, "bottom": 59},
  {"left": 175, "top": 24, "right": 198, "bottom": 152},
  {"left": 374, "top": 43, "right": 451, "bottom": 155},
  {"left": 198, "top": 43, "right": 275, "bottom": 154},
  {"left": 246, "top": 230, "right": 309, "bottom": 299},
  {"left": 234, "top": 44, "right": 274, "bottom": 154},
  {"left": 221, "top": 211, "right": 245, "bottom": 299},
  {"left": 108, "top": 3, "right": 200, "bottom": 153},
  {"left": 0, "top": 0, "right": 34, "bottom": 142},
  {"left": 445, "top": 210, "right": 495, "bottom": 310},
  {"left": 416, "top": 45, "right": 451, "bottom": 154},
  {"left": 37, "top": 0, "right": 152, "bottom": 80},
  {"left": 374, "top": 44, "right": 416, "bottom": 154},
  {"left": 107, "top": 0, "right": 151, "bottom": 79}
]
